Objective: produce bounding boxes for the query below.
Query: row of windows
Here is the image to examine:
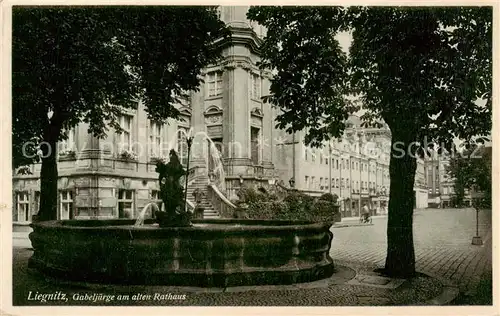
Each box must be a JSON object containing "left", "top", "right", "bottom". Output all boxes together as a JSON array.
[
  {"left": 14, "top": 189, "right": 162, "bottom": 222},
  {"left": 206, "top": 71, "right": 261, "bottom": 99},
  {"left": 304, "top": 152, "right": 389, "bottom": 177},
  {"left": 303, "top": 176, "right": 384, "bottom": 192},
  {"left": 59, "top": 117, "right": 190, "bottom": 164},
  {"left": 428, "top": 187, "right": 470, "bottom": 195}
]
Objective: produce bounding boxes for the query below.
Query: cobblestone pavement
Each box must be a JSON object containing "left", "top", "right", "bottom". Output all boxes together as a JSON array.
[
  {"left": 331, "top": 208, "right": 492, "bottom": 302},
  {"left": 10, "top": 208, "right": 490, "bottom": 306},
  {"left": 12, "top": 248, "right": 444, "bottom": 306}
]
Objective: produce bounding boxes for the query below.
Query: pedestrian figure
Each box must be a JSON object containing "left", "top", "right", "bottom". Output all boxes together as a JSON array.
[{"left": 360, "top": 204, "right": 370, "bottom": 223}]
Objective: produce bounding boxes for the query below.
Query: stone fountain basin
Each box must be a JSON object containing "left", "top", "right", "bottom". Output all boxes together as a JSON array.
[{"left": 28, "top": 219, "right": 335, "bottom": 287}]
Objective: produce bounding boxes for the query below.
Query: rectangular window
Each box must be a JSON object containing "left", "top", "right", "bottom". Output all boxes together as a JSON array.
[
  {"left": 118, "top": 115, "right": 133, "bottom": 151},
  {"left": 149, "top": 121, "right": 163, "bottom": 157},
  {"left": 251, "top": 73, "right": 261, "bottom": 99},
  {"left": 320, "top": 153, "right": 323, "bottom": 164},
  {"left": 177, "top": 128, "right": 189, "bottom": 166},
  {"left": 251, "top": 127, "right": 260, "bottom": 165},
  {"left": 34, "top": 191, "right": 40, "bottom": 216},
  {"left": 151, "top": 190, "right": 160, "bottom": 201},
  {"left": 148, "top": 190, "right": 161, "bottom": 216},
  {"left": 304, "top": 148, "right": 308, "bottom": 161},
  {"left": 312, "top": 150, "right": 316, "bottom": 162},
  {"left": 60, "top": 190, "right": 73, "bottom": 220},
  {"left": 207, "top": 71, "right": 223, "bottom": 97},
  {"left": 305, "top": 176, "right": 309, "bottom": 188},
  {"left": 319, "top": 177, "right": 323, "bottom": 188},
  {"left": 16, "top": 192, "right": 30, "bottom": 222},
  {"left": 59, "top": 128, "right": 76, "bottom": 152},
  {"left": 311, "top": 176, "right": 315, "bottom": 189},
  {"left": 336, "top": 159, "right": 339, "bottom": 169},
  {"left": 336, "top": 178, "right": 339, "bottom": 188},
  {"left": 341, "top": 178, "right": 344, "bottom": 188},
  {"left": 118, "top": 189, "right": 135, "bottom": 219}
]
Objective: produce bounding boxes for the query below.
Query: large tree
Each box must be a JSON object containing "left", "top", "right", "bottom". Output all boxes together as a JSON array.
[
  {"left": 13, "top": 6, "right": 229, "bottom": 221},
  {"left": 248, "top": 6, "right": 492, "bottom": 277}
]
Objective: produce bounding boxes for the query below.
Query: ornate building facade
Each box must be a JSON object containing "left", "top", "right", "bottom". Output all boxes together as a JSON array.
[
  {"left": 12, "top": 6, "right": 277, "bottom": 223},
  {"left": 12, "top": 6, "right": 430, "bottom": 226}
]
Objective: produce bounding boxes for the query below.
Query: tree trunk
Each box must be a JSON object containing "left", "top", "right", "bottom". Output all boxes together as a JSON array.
[
  {"left": 384, "top": 134, "right": 418, "bottom": 278},
  {"left": 36, "top": 125, "right": 60, "bottom": 221}
]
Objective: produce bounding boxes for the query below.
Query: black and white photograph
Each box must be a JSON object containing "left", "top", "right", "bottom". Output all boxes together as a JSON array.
[{"left": 1, "top": 3, "right": 496, "bottom": 313}]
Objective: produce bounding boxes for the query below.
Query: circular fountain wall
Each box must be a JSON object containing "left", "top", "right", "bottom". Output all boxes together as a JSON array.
[{"left": 28, "top": 219, "right": 335, "bottom": 287}]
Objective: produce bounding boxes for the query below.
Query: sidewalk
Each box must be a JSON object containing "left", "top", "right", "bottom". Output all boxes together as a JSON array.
[
  {"left": 13, "top": 232, "right": 32, "bottom": 249},
  {"left": 12, "top": 248, "right": 456, "bottom": 306},
  {"left": 339, "top": 208, "right": 429, "bottom": 224},
  {"left": 340, "top": 214, "right": 387, "bottom": 222}
]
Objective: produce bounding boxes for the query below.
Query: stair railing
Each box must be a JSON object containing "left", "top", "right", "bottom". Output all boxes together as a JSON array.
[
  {"left": 181, "top": 166, "right": 205, "bottom": 189},
  {"left": 206, "top": 184, "right": 236, "bottom": 218},
  {"left": 180, "top": 166, "right": 203, "bottom": 212}
]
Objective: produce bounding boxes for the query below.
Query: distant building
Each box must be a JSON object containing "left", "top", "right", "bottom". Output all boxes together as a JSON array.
[
  {"left": 426, "top": 143, "right": 492, "bottom": 208},
  {"left": 274, "top": 115, "right": 428, "bottom": 218}
]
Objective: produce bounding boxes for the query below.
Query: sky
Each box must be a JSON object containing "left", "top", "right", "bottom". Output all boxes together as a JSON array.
[
  {"left": 335, "top": 31, "right": 353, "bottom": 55},
  {"left": 332, "top": 30, "right": 491, "bottom": 147}
]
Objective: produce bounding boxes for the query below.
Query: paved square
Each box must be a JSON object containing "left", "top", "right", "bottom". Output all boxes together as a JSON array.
[{"left": 331, "top": 208, "right": 492, "bottom": 297}]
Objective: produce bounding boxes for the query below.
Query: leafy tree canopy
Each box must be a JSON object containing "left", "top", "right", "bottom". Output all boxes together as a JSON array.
[
  {"left": 12, "top": 6, "right": 229, "bottom": 168},
  {"left": 248, "top": 6, "right": 492, "bottom": 149}
]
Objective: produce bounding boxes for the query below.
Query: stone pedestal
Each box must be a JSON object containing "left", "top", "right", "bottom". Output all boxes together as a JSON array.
[{"left": 472, "top": 236, "right": 483, "bottom": 245}]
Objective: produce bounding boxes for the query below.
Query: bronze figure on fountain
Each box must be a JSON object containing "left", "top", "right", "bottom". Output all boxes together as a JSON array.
[{"left": 155, "top": 148, "right": 192, "bottom": 227}]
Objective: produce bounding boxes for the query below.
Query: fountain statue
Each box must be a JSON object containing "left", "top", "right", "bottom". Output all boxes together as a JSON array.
[
  {"left": 28, "top": 129, "right": 335, "bottom": 287},
  {"left": 154, "top": 149, "right": 192, "bottom": 227}
]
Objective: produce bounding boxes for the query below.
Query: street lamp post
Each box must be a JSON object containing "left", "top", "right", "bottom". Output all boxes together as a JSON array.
[
  {"left": 183, "top": 136, "right": 194, "bottom": 213},
  {"left": 471, "top": 190, "right": 483, "bottom": 245},
  {"left": 329, "top": 141, "right": 332, "bottom": 194},
  {"left": 292, "top": 132, "right": 296, "bottom": 188}
]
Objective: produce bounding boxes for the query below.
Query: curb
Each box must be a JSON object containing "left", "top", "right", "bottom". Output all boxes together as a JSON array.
[
  {"left": 421, "top": 271, "right": 460, "bottom": 305},
  {"left": 332, "top": 223, "right": 374, "bottom": 228}
]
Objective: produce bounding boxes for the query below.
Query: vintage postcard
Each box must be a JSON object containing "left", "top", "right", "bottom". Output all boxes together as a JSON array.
[{"left": 1, "top": 2, "right": 497, "bottom": 316}]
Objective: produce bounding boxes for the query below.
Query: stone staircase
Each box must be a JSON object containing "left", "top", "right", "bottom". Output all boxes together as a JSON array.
[{"left": 185, "top": 175, "right": 220, "bottom": 219}]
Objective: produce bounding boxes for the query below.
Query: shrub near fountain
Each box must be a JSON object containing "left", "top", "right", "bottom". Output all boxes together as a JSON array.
[{"left": 28, "top": 152, "right": 335, "bottom": 287}]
